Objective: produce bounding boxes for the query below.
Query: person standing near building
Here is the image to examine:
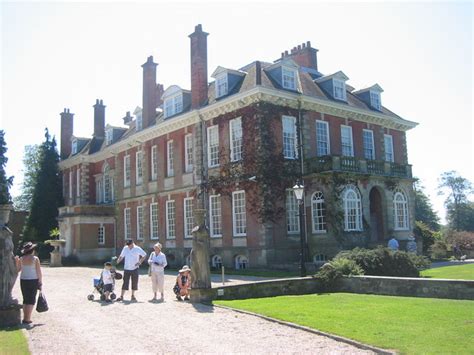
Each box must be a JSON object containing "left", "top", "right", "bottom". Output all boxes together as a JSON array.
[
  {"left": 116, "top": 239, "right": 147, "bottom": 302},
  {"left": 148, "top": 243, "right": 167, "bottom": 302},
  {"left": 387, "top": 237, "right": 399, "bottom": 251}
]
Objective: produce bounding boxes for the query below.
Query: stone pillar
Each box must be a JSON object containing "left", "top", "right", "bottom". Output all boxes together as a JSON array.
[
  {"left": 190, "top": 209, "right": 211, "bottom": 297},
  {"left": 0, "top": 207, "right": 21, "bottom": 327}
]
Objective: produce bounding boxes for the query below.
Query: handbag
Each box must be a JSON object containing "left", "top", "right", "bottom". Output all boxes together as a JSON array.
[{"left": 36, "top": 291, "right": 49, "bottom": 313}]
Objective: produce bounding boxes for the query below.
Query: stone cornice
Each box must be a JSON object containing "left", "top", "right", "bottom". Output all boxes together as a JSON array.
[{"left": 59, "top": 86, "right": 417, "bottom": 169}]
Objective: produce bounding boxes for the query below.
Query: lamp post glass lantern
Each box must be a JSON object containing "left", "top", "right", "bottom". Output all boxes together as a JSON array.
[{"left": 293, "top": 182, "right": 307, "bottom": 277}]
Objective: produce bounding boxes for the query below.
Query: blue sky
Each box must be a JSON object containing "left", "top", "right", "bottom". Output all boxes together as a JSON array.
[{"left": 1, "top": 1, "right": 473, "bottom": 222}]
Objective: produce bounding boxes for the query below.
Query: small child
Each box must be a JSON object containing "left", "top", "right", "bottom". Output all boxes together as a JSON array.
[
  {"left": 173, "top": 265, "right": 191, "bottom": 301},
  {"left": 101, "top": 262, "right": 114, "bottom": 302}
]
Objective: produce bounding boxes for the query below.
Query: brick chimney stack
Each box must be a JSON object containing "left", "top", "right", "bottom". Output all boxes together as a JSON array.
[
  {"left": 93, "top": 99, "right": 105, "bottom": 138},
  {"left": 189, "top": 24, "right": 209, "bottom": 109},
  {"left": 281, "top": 41, "right": 318, "bottom": 70},
  {"left": 60, "top": 108, "right": 74, "bottom": 159},
  {"left": 142, "top": 56, "right": 158, "bottom": 129}
]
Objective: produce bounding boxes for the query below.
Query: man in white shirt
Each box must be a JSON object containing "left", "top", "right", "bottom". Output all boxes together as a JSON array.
[
  {"left": 387, "top": 237, "right": 399, "bottom": 251},
  {"left": 116, "top": 239, "right": 147, "bottom": 301}
]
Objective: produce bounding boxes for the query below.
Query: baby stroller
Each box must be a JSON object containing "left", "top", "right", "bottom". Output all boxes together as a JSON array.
[{"left": 87, "top": 266, "right": 122, "bottom": 301}]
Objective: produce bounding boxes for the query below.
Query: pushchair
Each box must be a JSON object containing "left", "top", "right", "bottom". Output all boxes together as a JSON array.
[{"left": 87, "top": 265, "right": 122, "bottom": 301}]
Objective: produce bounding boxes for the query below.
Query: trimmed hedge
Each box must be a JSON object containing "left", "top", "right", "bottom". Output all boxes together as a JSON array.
[{"left": 335, "top": 247, "right": 430, "bottom": 277}]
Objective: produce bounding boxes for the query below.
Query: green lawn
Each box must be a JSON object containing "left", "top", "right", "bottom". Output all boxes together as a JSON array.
[
  {"left": 0, "top": 327, "right": 29, "bottom": 355},
  {"left": 215, "top": 293, "right": 474, "bottom": 354},
  {"left": 421, "top": 263, "right": 474, "bottom": 280}
]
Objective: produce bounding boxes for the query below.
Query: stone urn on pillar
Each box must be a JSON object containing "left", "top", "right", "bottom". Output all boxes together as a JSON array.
[
  {"left": 189, "top": 209, "right": 212, "bottom": 303},
  {"left": 46, "top": 239, "right": 66, "bottom": 267},
  {"left": 0, "top": 204, "right": 21, "bottom": 327}
]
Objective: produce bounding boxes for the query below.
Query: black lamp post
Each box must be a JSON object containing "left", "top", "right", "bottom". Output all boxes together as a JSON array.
[{"left": 293, "top": 182, "right": 307, "bottom": 277}]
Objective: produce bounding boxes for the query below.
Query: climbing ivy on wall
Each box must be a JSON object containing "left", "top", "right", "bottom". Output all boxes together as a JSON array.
[{"left": 207, "top": 102, "right": 300, "bottom": 223}]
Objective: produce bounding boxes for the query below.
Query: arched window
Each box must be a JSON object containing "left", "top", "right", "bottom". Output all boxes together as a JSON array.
[
  {"left": 394, "top": 190, "right": 409, "bottom": 230},
  {"left": 343, "top": 186, "right": 363, "bottom": 231},
  {"left": 211, "top": 255, "right": 222, "bottom": 269},
  {"left": 311, "top": 191, "right": 326, "bottom": 233},
  {"left": 235, "top": 255, "right": 248, "bottom": 270}
]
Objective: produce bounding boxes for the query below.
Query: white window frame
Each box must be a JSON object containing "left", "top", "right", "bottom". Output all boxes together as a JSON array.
[
  {"left": 384, "top": 134, "right": 394, "bottom": 162},
  {"left": 209, "top": 194, "right": 222, "bottom": 238},
  {"left": 105, "top": 129, "right": 113, "bottom": 145},
  {"left": 124, "top": 208, "right": 131, "bottom": 240},
  {"left": 103, "top": 166, "right": 112, "bottom": 203},
  {"left": 207, "top": 125, "right": 219, "bottom": 168},
  {"left": 363, "top": 129, "right": 375, "bottom": 160},
  {"left": 136, "top": 112, "right": 143, "bottom": 131},
  {"left": 235, "top": 255, "right": 248, "bottom": 270},
  {"left": 164, "top": 93, "right": 183, "bottom": 118},
  {"left": 167, "top": 140, "right": 174, "bottom": 177},
  {"left": 286, "top": 189, "right": 300, "bottom": 234},
  {"left": 394, "top": 190, "right": 409, "bottom": 230},
  {"left": 282, "top": 115, "right": 298, "bottom": 159},
  {"left": 136, "top": 151, "right": 143, "bottom": 185},
  {"left": 124, "top": 155, "right": 131, "bottom": 187},
  {"left": 137, "top": 206, "right": 144, "bottom": 240},
  {"left": 76, "top": 168, "right": 80, "bottom": 198},
  {"left": 333, "top": 79, "right": 347, "bottom": 100},
  {"left": 343, "top": 186, "right": 363, "bottom": 231},
  {"left": 71, "top": 139, "right": 78, "bottom": 155},
  {"left": 151, "top": 145, "right": 158, "bottom": 181},
  {"left": 150, "top": 203, "right": 159, "bottom": 240},
  {"left": 166, "top": 200, "right": 176, "bottom": 240},
  {"left": 282, "top": 67, "right": 297, "bottom": 90},
  {"left": 98, "top": 224, "right": 105, "bottom": 245},
  {"left": 215, "top": 73, "right": 228, "bottom": 98},
  {"left": 232, "top": 190, "right": 247, "bottom": 237},
  {"left": 211, "top": 255, "right": 223, "bottom": 269},
  {"left": 341, "top": 125, "right": 354, "bottom": 157},
  {"left": 69, "top": 171, "right": 73, "bottom": 200},
  {"left": 316, "top": 120, "right": 330, "bottom": 156},
  {"left": 184, "top": 134, "right": 193, "bottom": 173},
  {"left": 311, "top": 191, "right": 327, "bottom": 233},
  {"left": 230, "top": 117, "right": 243, "bottom": 162},
  {"left": 183, "top": 197, "right": 194, "bottom": 239},
  {"left": 370, "top": 91, "right": 381, "bottom": 110},
  {"left": 96, "top": 178, "right": 103, "bottom": 204}
]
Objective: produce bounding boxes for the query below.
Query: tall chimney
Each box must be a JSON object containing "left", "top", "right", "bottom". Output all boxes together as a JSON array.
[
  {"left": 142, "top": 56, "right": 158, "bottom": 129},
  {"left": 189, "top": 24, "right": 209, "bottom": 109},
  {"left": 93, "top": 99, "right": 105, "bottom": 138},
  {"left": 60, "top": 108, "right": 74, "bottom": 159},
  {"left": 281, "top": 41, "right": 318, "bottom": 70}
]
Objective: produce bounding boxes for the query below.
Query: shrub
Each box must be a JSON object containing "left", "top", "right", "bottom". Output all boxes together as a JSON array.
[
  {"left": 446, "top": 230, "right": 474, "bottom": 252},
  {"left": 429, "top": 238, "right": 448, "bottom": 260},
  {"left": 315, "top": 257, "right": 364, "bottom": 289},
  {"left": 335, "top": 247, "right": 430, "bottom": 277}
]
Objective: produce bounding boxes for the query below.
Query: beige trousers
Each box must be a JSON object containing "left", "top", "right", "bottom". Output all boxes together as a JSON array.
[{"left": 150, "top": 271, "right": 164, "bottom": 294}]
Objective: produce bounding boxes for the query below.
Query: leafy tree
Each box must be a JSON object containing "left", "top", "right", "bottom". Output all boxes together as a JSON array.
[
  {"left": 0, "top": 130, "right": 14, "bottom": 205},
  {"left": 438, "top": 171, "right": 474, "bottom": 231},
  {"left": 13, "top": 145, "right": 41, "bottom": 210},
  {"left": 413, "top": 181, "right": 440, "bottom": 231},
  {"left": 23, "top": 129, "right": 63, "bottom": 241}
]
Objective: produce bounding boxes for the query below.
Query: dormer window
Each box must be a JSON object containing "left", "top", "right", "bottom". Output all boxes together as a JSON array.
[
  {"left": 282, "top": 67, "right": 297, "bottom": 90},
  {"left": 71, "top": 139, "right": 78, "bottom": 155},
  {"left": 136, "top": 111, "right": 143, "bottom": 131},
  {"left": 370, "top": 91, "right": 381, "bottom": 110},
  {"left": 164, "top": 93, "right": 183, "bottom": 118},
  {"left": 216, "top": 74, "right": 228, "bottom": 98},
  {"left": 333, "top": 79, "right": 347, "bottom": 101},
  {"left": 105, "top": 129, "right": 113, "bottom": 146}
]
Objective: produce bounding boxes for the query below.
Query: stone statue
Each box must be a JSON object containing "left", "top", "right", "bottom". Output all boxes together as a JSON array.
[
  {"left": 190, "top": 209, "right": 211, "bottom": 289},
  {"left": 0, "top": 226, "right": 18, "bottom": 308}
]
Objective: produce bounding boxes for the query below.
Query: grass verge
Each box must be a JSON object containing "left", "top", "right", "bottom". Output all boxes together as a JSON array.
[
  {"left": 0, "top": 327, "right": 29, "bottom": 355},
  {"left": 421, "top": 263, "right": 474, "bottom": 280},
  {"left": 215, "top": 293, "right": 474, "bottom": 354}
]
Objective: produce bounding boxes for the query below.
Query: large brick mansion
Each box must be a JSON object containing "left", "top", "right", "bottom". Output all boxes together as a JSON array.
[{"left": 58, "top": 24, "right": 417, "bottom": 269}]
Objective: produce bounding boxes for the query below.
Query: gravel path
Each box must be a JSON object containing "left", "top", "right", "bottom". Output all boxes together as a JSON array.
[{"left": 12, "top": 267, "right": 374, "bottom": 355}]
